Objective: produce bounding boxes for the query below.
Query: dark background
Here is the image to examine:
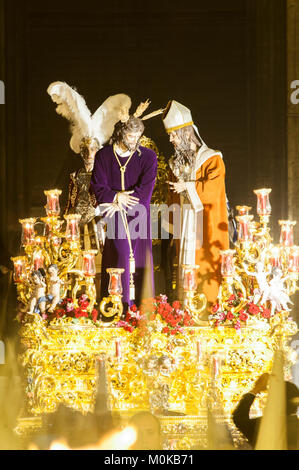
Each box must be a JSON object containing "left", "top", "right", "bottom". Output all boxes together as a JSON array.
[{"left": 0, "top": 0, "right": 290, "bottom": 330}]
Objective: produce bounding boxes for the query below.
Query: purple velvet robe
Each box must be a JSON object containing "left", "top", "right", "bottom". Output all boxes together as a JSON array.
[{"left": 90, "top": 144, "right": 157, "bottom": 306}]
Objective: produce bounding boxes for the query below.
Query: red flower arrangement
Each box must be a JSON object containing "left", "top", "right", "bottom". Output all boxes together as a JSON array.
[
  {"left": 116, "top": 294, "right": 195, "bottom": 336},
  {"left": 47, "top": 294, "right": 98, "bottom": 323},
  {"left": 210, "top": 293, "right": 272, "bottom": 330}
]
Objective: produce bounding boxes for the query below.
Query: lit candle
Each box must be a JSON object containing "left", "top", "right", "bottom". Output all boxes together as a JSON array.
[
  {"left": 236, "top": 206, "right": 252, "bottom": 216},
  {"left": 269, "top": 246, "right": 281, "bottom": 268},
  {"left": 64, "top": 214, "right": 81, "bottom": 242},
  {"left": 288, "top": 246, "right": 299, "bottom": 273},
  {"left": 279, "top": 220, "right": 296, "bottom": 248},
  {"left": 182, "top": 265, "right": 198, "bottom": 292},
  {"left": 111, "top": 274, "right": 118, "bottom": 293},
  {"left": 11, "top": 256, "right": 27, "bottom": 283},
  {"left": 44, "top": 189, "right": 62, "bottom": 217},
  {"left": 236, "top": 215, "right": 254, "bottom": 242},
  {"left": 19, "top": 218, "right": 36, "bottom": 246},
  {"left": 254, "top": 188, "right": 272, "bottom": 216},
  {"left": 107, "top": 268, "right": 124, "bottom": 295},
  {"left": 220, "top": 250, "right": 235, "bottom": 277},
  {"left": 33, "top": 251, "right": 44, "bottom": 271},
  {"left": 82, "top": 250, "right": 97, "bottom": 277}
]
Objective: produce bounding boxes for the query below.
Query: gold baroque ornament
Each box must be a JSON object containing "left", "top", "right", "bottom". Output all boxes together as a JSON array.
[{"left": 12, "top": 187, "right": 299, "bottom": 449}]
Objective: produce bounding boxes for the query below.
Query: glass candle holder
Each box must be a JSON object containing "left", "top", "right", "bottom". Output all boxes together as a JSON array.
[
  {"left": 288, "top": 246, "right": 299, "bottom": 273},
  {"left": 44, "top": 189, "right": 62, "bottom": 217},
  {"left": 182, "top": 265, "right": 199, "bottom": 292},
  {"left": 236, "top": 206, "right": 252, "bottom": 216},
  {"left": 64, "top": 214, "right": 81, "bottom": 242},
  {"left": 220, "top": 250, "right": 235, "bottom": 277},
  {"left": 279, "top": 220, "right": 296, "bottom": 248},
  {"left": 253, "top": 188, "right": 272, "bottom": 216},
  {"left": 269, "top": 246, "right": 281, "bottom": 268},
  {"left": 33, "top": 250, "right": 44, "bottom": 271},
  {"left": 82, "top": 250, "right": 97, "bottom": 277},
  {"left": 107, "top": 268, "right": 124, "bottom": 295},
  {"left": 236, "top": 215, "right": 254, "bottom": 242},
  {"left": 11, "top": 256, "right": 27, "bottom": 283},
  {"left": 19, "top": 218, "right": 36, "bottom": 246}
]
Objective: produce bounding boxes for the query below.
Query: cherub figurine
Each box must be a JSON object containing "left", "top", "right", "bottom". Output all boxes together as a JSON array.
[
  {"left": 27, "top": 270, "right": 47, "bottom": 315},
  {"left": 47, "top": 264, "right": 63, "bottom": 313},
  {"left": 266, "top": 267, "right": 293, "bottom": 315},
  {"left": 243, "top": 260, "right": 272, "bottom": 305}
]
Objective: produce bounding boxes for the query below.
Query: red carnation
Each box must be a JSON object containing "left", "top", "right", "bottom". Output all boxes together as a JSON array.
[
  {"left": 248, "top": 303, "right": 260, "bottom": 315},
  {"left": 172, "top": 301, "right": 181, "bottom": 310},
  {"left": 165, "top": 303, "right": 173, "bottom": 313},
  {"left": 239, "top": 311, "right": 248, "bottom": 322},
  {"left": 212, "top": 303, "right": 220, "bottom": 313},
  {"left": 91, "top": 309, "right": 98, "bottom": 322},
  {"left": 261, "top": 308, "right": 271, "bottom": 319},
  {"left": 79, "top": 300, "right": 89, "bottom": 309},
  {"left": 162, "top": 327, "right": 170, "bottom": 334},
  {"left": 228, "top": 294, "right": 236, "bottom": 302}
]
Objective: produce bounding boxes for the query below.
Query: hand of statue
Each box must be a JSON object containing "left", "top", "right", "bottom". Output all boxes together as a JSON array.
[
  {"left": 117, "top": 191, "right": 139, "bottom": 210},
  {"left": 251, "top": 373, "right": 270, "bottom": 395},
  {"left": 168, "top": 181, "right": 186, "bottom": 194},
  {"left": 101, "top": 203, "right": 120, "bottom": 218}
]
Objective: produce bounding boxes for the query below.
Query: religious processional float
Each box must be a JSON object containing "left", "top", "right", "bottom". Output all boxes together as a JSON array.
[{"left": 11, "top": 187, "right": 299, "bottom": 449}]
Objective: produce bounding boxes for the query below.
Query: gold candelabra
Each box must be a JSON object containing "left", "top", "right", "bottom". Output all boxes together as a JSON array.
[
  {"left": 12, "top": 189, "right": 98, "bottom": 317},
  {"left": 99, "top": 268, "right": 125, "bottom": 325},
  {"left": 181, "top": 264, "right": 207, "bottom": 323}
]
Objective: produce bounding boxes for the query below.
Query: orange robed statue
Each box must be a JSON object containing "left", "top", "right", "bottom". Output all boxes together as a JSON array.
[{"left": 162, "top": 100, "right": 229, "bottom": 311}]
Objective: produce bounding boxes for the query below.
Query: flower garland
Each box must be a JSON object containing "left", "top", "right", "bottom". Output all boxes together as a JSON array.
[
  {"left": 116, "top": 294, "right": 195, "bottom": 336},
  {"left": 16, "top": 293, "right": 195, "bottom": 335},
  {"left": 46, "top": 294, "right": 98, "bottom": 323},
  {"left": 210, "top": 294, "right": 272, "bottom": 330}
]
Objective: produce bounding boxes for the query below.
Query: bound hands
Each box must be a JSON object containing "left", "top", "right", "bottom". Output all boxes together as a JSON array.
[
  {"left": 101, "top": 191, "right": 140, "bottom": 218},
  {"left": 168, "top": 180, "right": 187, "bottom": 194}
]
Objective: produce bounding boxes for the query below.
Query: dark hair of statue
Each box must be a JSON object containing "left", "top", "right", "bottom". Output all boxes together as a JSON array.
[{"left": 110, "top": 116, "right": 144, "bottom": 154}]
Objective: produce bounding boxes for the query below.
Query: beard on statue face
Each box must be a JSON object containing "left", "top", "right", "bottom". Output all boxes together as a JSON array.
[
  {"left": 170, "top": 127, "right": 200, "bottom": 168},
  {"left": 122, "top": 131, "right": 142, "bottom": 152},
  {"left": 173, "top": 139, "right": 196, "bottom": 167}
]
